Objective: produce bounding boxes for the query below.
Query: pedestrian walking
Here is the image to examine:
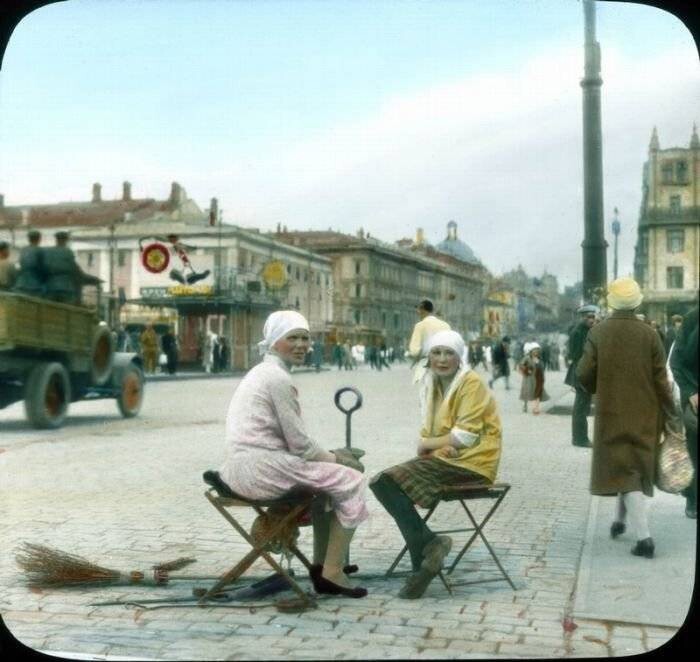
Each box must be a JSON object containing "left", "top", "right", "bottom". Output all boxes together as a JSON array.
[
  {"left": 565, "top": 305, "right": 598, "bottom": 448},
  {"left": 577, "top": 277, "right": 676, "bottom": 559},
  {"left": 519, "top": 342, "right": 549, "bottom": 414},
  {"left": 670, "top": 307, "right": 698, "bottom": 520},
  {"left": 202, "top": 331, "right": 216, "bottom": 373},
  {"left": 160, "top": 326, "right": 179, "bottom": 375},
  {"left": 13, "top": 230, "right": 46, "bottom": 297},
  {"left": 218, "top": 336, "right": 230, "bottom": 372},
  {"left": 489, "top": 336, "right": 511, "bottom": 390},
  {"left": 312, "top": 336, "right": 324, "bottom": 372},
  {"left": 665, "top": 314, "right": 684, "bottom": 357},
  {"left": 370, "top": 329, "right": 502, "bottom": 599},
  {"left": 0, "top": 241, "right": 17, "bottom": 291},
  {"left": 212, "top": 334, "right": 222, "bottom": 373},
  {"left": 331, "top": 342, "right": 343, "bottom": 370},
  {"left": 219, "top": 310, "right": 369, "bottom": 598},
  {"left": 378, "top": 342, "right": 391, "bottom": 370},
  {"left": 407, "top": 299, "right": 451, "bottom": 384},
  {"left": 342, "top": 341, "right": 354, "bottom": 370},
  {"left": 139, "top": 323, "right": 159, "bottom": 374}
]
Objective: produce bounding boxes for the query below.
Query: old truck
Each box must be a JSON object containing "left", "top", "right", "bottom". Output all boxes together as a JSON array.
[{"left": 0, "top": 291, "right": 144, "bottom": 429}]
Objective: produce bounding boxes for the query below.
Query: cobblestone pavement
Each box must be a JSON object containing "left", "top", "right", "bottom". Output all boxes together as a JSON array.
[{"left": 0, "top": 362, "right": 681, "bottom": 659}]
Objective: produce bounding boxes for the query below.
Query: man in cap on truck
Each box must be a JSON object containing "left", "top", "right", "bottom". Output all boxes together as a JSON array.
[
  {"left": 43, "top": 231, "right": 102, "bottom": 305},
  {"left": 14, "top": 230, "right": 46, "bottom": 296}
]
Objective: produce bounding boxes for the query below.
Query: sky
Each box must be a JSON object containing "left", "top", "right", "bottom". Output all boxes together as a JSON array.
[{"left": 0, "top": 0, "right": 698, "bottom": 288}]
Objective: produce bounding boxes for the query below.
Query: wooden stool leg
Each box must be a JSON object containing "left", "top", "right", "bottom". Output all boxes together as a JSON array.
[{"left": 200, "top": 501, "right": 312, "bottom": 605}]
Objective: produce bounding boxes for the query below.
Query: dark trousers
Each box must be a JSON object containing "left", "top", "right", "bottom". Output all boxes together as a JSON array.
[
  {"left": 369, "top": 474, "right": 435, "bottom": 571},
  {"left": 166, "top": 351, "right": 177, "bottom": 375},
  {"left": 682, "top": 405, "right": 698, "bottom": 509},
  {"left": 572, "top": 386, "right": 592, "bottom": 444}
]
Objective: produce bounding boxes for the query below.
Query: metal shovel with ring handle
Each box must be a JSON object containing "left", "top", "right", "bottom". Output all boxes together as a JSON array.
[
  {"left": 333, "top": 386, "right": 364, "bottom": 569},
  {"left": 334, "top": 386, "right": 365, "bottom": 461}
]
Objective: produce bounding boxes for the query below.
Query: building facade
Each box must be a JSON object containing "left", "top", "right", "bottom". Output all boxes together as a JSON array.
[
  {"left": 273, "top": 225, "right": 488, "bottom": 351},
  {"left": 634, "top": 126, "right": 700, "bottom": 323},
  {"left": 0, "top": 182, "right": 333, "bottom": 370}
]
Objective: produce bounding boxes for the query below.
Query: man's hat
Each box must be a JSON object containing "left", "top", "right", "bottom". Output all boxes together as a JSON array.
[
  {"left": 27, "top": 229, "right": 41, "bottom": 241},
  {"left": 577, "top": 304, "right": 599, "bottom": 315},
  {"left": 0, "top": 240, "right": 9, "bottom": 251},
  {"left": 55, "top": 231, "right": 70, "bottom": 241}
]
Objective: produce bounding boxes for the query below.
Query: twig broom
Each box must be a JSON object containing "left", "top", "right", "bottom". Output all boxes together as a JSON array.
[{"left": 15, "top": 542, "right": 196, "bottom": 588}]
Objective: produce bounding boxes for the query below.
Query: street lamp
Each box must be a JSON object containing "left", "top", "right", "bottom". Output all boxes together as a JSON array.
[{"left": 611, "top": 207, "right": 621, "bottom": 280}]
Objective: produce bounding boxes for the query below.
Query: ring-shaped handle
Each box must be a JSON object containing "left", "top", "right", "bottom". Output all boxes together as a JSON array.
[{"left": 334, "top": 387, "right": 363, "bottom": 415}]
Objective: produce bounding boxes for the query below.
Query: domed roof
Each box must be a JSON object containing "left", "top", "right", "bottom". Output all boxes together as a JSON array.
[{"left": 436, "top": 221, "right": 481, "bottom": 265}]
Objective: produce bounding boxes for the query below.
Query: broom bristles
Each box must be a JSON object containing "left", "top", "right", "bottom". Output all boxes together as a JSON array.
[{"left": 15, "top": 543, "right": 121, "bottom": 587}]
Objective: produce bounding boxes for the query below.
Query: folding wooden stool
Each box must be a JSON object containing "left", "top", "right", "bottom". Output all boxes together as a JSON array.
[
  {"left": 386, "top": 482, "right": 516, "bottom": 592},
  {"left": 199, "top": 470, "right": 316, "bottom": 606}
]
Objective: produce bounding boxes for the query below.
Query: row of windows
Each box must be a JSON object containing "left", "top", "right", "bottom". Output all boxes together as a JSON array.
[
  {"left": 639, "top": 265, "right": 687, "bottom": 290},
  {"left": 661, "top": 160, "right": 688, "bottom": 185},
  {"left": 353, "top": 309, "right": 404, "bottom": 327},
  {"left": 639, "top": 228, "right": 687, "bottom": 256}
]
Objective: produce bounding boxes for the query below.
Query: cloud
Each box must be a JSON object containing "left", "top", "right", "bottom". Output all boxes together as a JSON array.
[{"left": 218, "top": 43, "right": 699, "bottom": 286}]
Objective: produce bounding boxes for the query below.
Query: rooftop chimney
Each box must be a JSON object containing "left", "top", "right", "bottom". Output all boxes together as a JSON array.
[
  {"left": 169, "top": 182, "right": 185, "bottom": 204},
  {"left": 357, "top": 227, "right": 365, "bottom": 239},
  {"left": 122, "top": 181, "right": 132, "bottom": 201},
  {"left": 276, "top": 222, "right": 282, "bottom": 234},
  {"left": 209, "top": 197, "right": 218, "bottom": 226},
  {"left": 92, "top": 182, "right": 102, "bottom": 203},
  {"left": 415, "top": 228, "right": 425, "bottom": 246}
]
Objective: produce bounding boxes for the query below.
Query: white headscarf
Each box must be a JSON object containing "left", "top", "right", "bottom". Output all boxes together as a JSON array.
[
  {"left": 419, "top": 330, "right": 471, "bottom": 426},
  {"left": 257, "top": 310, "right": 310, "bottom": 355}
]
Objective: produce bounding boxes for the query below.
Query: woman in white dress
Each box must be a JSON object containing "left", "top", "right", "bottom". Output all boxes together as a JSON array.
[{"left": 220, "top": 310, "right": 369, "bottom": 598}]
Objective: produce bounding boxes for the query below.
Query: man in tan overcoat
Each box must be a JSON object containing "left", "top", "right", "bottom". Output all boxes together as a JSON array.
[
  {"left": 140, "top": 323, "right": 159, "bottom": 374},
  {"left": 577, "top": 277, "right": 674, "bottom": 559}
]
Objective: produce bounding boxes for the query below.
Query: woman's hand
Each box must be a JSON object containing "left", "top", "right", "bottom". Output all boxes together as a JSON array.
[
  {"left": 433, "top": 446, "right": 459, "bottom": 459},
  {"left": 416, "top": 440, "right": 431, "bottom": 458}
]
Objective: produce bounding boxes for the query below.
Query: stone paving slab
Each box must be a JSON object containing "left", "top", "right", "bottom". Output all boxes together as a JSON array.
[{"left": 0, "top": 364, "right": 688, "bottom": 658}]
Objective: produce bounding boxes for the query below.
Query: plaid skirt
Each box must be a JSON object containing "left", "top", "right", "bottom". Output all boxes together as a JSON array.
[{"left": 381, "top": 457, "right": 488, "bottom": 509}]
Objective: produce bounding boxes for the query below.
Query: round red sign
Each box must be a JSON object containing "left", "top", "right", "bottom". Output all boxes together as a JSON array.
[{"left": 141, "top": 243, "right": 171, "bottom": 273}]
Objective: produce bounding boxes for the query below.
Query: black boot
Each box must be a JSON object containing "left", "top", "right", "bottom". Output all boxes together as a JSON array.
[
  {"left": 631, "top": 537, "right": 654, "bottom": 559},
  {"left": 610, "top": 521, "right": 626, "bottom": 539},
  {"left": 369, "top": 473, "right": 434, "bottom": 571}
]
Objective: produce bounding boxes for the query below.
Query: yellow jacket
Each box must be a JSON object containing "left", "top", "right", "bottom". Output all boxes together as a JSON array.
[{"left": 421, "top": 371, "right": 502, "bottom": 482}]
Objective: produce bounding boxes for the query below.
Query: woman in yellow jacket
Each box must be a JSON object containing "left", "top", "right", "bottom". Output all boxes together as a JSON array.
[{"left": 370, "top": 329, "right": 502, "bottom": 599}]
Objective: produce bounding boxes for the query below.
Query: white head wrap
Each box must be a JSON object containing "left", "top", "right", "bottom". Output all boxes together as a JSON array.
[
  {"left": 425, "top": 329, "right": 468, "bottom": 365},
  {"left": 524, "top": 341, "right": 540, "bottom": 354},
  {"left": 419, "top": 329, "right": 471, "bottom": 426},
  {"left": 257, "top": 310, "right": 309, "bottom": 355}
]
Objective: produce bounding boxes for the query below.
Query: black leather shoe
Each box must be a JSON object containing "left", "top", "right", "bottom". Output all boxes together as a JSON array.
[
  {"left": 610, "top": 521, "right": 626, "bottom": 539},
  {"left": 312, "top": 573, "right": 367, "bottom": 598},
  {"left": 309, "top": 564, "right": 359, "bottom": 592},
  {"left": 631, "top": 537, "right": 654, "bottom": 559},
  {"left": 572, "top": 440, "right": 593, "bottom": 448}
]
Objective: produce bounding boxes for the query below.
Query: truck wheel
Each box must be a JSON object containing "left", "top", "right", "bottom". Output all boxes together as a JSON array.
[
  {"left": 91, "top": 325, "right": 115, "bottom": 386},
  {"left": 117, "top": 364, "right": 144, "bottom": 418},
  {"left": 24, "top": 362, "right": 71, "bottom": 429}
]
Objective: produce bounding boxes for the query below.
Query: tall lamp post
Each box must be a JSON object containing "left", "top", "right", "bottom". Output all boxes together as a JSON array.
[
  {"left": 580, "top": 0, "right": 608, "bottom": 303},
  {"left": 611, "top": 207, "right": 621, "bottom": 280}
]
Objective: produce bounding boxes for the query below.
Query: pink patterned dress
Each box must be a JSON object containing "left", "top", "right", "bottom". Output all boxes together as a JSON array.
[{"left": 219, "top": 353, "right": 368, "bottom": 529}]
